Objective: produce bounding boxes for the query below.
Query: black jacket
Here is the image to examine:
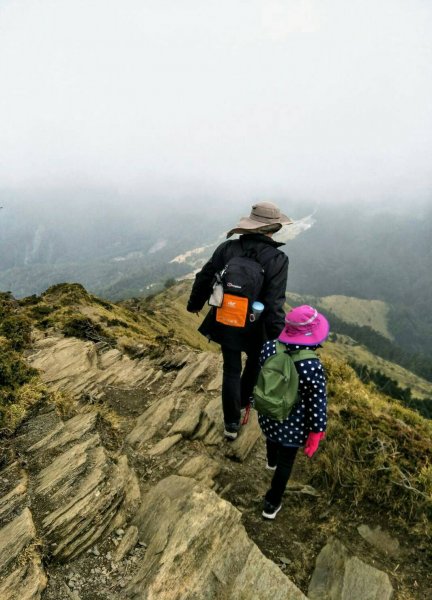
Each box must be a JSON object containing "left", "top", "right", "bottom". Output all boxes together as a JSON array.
[{"left": 187, "top": 233, "right": 288, "bottom": 351}]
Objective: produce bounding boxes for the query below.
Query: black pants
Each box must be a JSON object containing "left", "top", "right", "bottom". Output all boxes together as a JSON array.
[
  {"left": 265, "top": 439, "right": 299, "bottom": 506},
  {"left": 221, "top": 345, "right": 261, "bottom": 426}
]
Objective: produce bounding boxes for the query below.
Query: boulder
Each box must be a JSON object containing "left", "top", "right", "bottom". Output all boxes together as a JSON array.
[
  {"left": 193, "top": 397, "right": 224, "bottom": 445},
  {"left": 225, "top": 410, "right": 262, "bottom": 462},
  {"left": 171, "top": 352, "right": 217, "bottom": 390},
  {"left": 127, "top": 475, "right": 307, "bottom": 600},
  {"left": 177, "top": 454, "right": 221, "bottom": 486},
  {"left": 126, "top": 394, "right": 177, "bottom": 449},
  {"left": 0, "top": 508, "right": 47, "bottom": 600},
  {"left": 308, "top": 537, "right": 393, "bottom": 600},
  {"left": 28, "top": 412, "right": 98, "bottom": 453},
  {"left": 147, "top": 434, "right": 182, "bottom": 456},
  {"left": 207, "top": 362, "right": 222, "bottom": 391},
  {"left": 167, "top": 396, "right": 208, "bottom": 437}
]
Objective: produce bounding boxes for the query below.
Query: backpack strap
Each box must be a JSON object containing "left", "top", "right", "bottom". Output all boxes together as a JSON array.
[
  {"left": 274, "top": 340, "right": 290, "bottom": 356},
  {"left": 290, "top": 348, "right": 318, "bottom": 362},
  {"left": 274, "top": 342, "right": 318, "bottom": 361}
]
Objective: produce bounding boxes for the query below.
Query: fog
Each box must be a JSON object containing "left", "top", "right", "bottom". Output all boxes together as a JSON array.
[{"left": 1, "top": 0, "right": 431, "bottom": 204}]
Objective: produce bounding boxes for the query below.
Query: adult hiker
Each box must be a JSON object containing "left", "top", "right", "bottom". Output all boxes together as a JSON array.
[
  {"left": 254, "top": 304, "right": 329, "bottom": 519},
  {"left": 186, "top": 201, "right": 292, "bottom": 440}
]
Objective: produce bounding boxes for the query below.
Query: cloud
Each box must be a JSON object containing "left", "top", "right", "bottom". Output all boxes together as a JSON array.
[
  {"left": 0, "top": 0, "right": 431, "bottom": 201},
  {"left": 260, "top": 0, "right": 321, "bottom": 38}
]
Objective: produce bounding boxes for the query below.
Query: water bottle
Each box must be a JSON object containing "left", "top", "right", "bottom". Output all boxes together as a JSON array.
[{"left": 250, "top": 301, "right": 264, "bottom": 322}]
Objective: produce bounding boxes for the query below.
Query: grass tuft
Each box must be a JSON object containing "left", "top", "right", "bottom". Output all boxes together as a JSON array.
[{"left": 307, "top": 356, "right": 432, "bottom": 527}]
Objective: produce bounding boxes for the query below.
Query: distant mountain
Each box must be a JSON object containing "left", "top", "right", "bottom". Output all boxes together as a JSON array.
[
  {"left": 1, "top": 194, "right": 430, "bottom": 357},
  {"left": 0, "top": 192, "right": 235, "bottom": 298}
]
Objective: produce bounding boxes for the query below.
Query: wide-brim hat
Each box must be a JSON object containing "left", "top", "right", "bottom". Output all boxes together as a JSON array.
[
  {"left": 279, "top": 305, "right": 330, "bottom": 346},
  {"left": 226, "top": 201, "right": 293, "bottom": 238}
]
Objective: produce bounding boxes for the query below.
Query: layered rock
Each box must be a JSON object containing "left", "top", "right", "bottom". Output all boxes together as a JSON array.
[
  {"left": 25, "top": 408, "right": 140, "bottom": 561},
  {"left": 27, "top": 335, "right": 156, "bottom": 398},
  {"left": 127, "top": 475, "right": 308, "bottom": 600},
  {"left": 0, "top": 508, "right": 47, "bottom": 600},
  {"left": 9, "top": 334, "right": 401, "bottom": 600}
]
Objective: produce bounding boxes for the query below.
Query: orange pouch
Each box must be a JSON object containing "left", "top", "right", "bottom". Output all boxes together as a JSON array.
[{"left": 216, "top": 294, "right": 248, "bottom": 328}]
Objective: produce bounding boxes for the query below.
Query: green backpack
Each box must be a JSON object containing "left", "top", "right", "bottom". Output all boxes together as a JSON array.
[{"left": 252, "top": 342, "right": 318, "bottom": 422}]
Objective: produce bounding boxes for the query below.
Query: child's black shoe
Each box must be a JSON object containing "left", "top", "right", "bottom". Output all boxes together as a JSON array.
[
  {"left": 224, "top": 422, "right": 240, "bottom": 440},
  {"left": 262, "top": 499, "right": 282, "bottom": 519}
]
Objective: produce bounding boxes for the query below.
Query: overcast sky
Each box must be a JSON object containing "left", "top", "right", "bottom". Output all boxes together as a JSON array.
[{"left": 0, "top": 0, "right": 431, "bottom": 203}]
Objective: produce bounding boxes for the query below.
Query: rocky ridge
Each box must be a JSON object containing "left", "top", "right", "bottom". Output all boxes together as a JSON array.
[
  {"left": 2, "top": 334, "right": 306, "bottom": 599},
  {"left": 0, "top": 325, "right": 426, "bottom": 599}
]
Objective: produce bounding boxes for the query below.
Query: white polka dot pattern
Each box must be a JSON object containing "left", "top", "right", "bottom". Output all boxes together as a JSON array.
[{"left": 257, "top": 340, "right": 327, "bottom": 447}]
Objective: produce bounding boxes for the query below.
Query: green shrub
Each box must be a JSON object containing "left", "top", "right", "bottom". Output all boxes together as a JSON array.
[
  {"left": 0, "top": 339, "right": 41, "bottom": 431},
  {"left": 43, "top": 283, "right": 90, "bottom": 305},
  {"left": 91, "top": 297, "right": 113, "bottom": 310},
  {"left": 30, "top": 304, "right": 54, "bottom": 319},
  {"left": 0, "top": 315, "right": 32, "bottom": 351},
  {"left": 0, "top": 342, "right": 37, "bottom": 388},
  {"left": 163, "top": 278, "right": 177, "bottom": 289},
  {"left": 0, "top": 292, "right": 15, "bottom": 318},
  {"left": 62, "top": 317, "right": 116, "bottom": 346},
  {"left": 37, "top": 318, "right": 55, "bottom": 330},
  {"left": 18, "top": 294, "right": 40, "bottom": 307},
  {"left": 106, "top": 318, "right": 129, "bottom": 328}
]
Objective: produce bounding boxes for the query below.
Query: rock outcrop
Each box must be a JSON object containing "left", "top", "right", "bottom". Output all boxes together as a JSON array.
[
  {"left": 0, "top": 332, "right": 405, "bottom": 599},
  {"left": 128, "top": 475, "right": 308, "bottom": 600},
  {"left": 0, "top": 507, "right": 47, "bottom": 599},
  {"left": 0, "top": 340, "right": 311, "bottom": 599},
  {"left": 19, "top": 406, "right": 141, "bottom": 561},
  {"left": 27, "top": 335, "right": 156, "bottom": 399},
  {"left": 308, "top": 537, "right": 394, "bottom": 600},
  {"left": 126, "top": 350, "right": 261, "bottom": 463}
]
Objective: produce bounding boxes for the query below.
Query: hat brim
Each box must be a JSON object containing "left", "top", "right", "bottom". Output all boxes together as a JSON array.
[
  {"left": 278, "top": 316, "right": 330, "bottom": 346},
  {"left": 226, "top": 213, "right": 293, "bottom": 238}
]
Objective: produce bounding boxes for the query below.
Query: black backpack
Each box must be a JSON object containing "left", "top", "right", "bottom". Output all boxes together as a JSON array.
[{"left": 212, "top": 246, "right": 265, "bottom": 328}]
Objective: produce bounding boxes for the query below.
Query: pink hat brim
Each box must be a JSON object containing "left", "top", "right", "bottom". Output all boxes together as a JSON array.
[{"left": 278, "top": 316, "right": 330, "bottom": 346}]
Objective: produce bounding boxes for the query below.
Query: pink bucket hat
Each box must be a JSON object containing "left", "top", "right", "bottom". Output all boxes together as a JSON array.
[{"left": 278, "top": 305, "right": 330, "bottom": 345}]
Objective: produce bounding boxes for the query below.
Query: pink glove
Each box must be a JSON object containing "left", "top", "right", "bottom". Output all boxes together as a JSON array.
[{"left": 304, "top": 432, "right": 326, "bottom": 458}]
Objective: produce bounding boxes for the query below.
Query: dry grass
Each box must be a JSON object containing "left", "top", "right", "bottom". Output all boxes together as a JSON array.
[{"left": 307, "top": 356, "right": 432, "bottom": 530}]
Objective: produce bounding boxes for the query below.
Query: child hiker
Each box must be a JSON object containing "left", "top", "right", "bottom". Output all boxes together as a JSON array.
[{"left": 253, "top": 305, "right": 329, "bottom": 520}]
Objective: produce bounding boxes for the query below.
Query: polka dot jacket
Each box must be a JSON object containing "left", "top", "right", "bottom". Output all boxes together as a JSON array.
[{"left": 257, "top": 340, "right": 327, "bottom": 447}]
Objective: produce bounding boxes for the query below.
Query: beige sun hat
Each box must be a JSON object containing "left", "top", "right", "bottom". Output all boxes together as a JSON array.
[{"left": 226, "top": 201, "right": 293, "bottom": 238}]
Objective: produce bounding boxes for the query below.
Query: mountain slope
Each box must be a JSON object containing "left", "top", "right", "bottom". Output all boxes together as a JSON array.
[
  {"left": 0, "top": 284, "right": 432, "bottom": 600},
  {"left": 1, "top": 281, "right": 431, "bottom": 599}
]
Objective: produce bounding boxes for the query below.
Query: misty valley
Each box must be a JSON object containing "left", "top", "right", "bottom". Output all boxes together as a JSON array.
[{"left": 1, "top": 196, "right": 431, "bottom": 379}]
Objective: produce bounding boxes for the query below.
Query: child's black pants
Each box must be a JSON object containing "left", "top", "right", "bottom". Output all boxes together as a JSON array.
[{"left": 265, "top": 439, "right": 299, "bottom": 506}]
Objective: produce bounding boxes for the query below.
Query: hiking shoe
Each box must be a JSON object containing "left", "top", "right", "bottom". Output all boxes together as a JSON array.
[
  {"left": 262, "top": 500, "right": 282, "bottom": 519},
  {"left": 224, "top": 422, "right": 240, "bottom": 440},
  {"left": 265, "top": 463, "right": 277, "bottom": 471}
]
